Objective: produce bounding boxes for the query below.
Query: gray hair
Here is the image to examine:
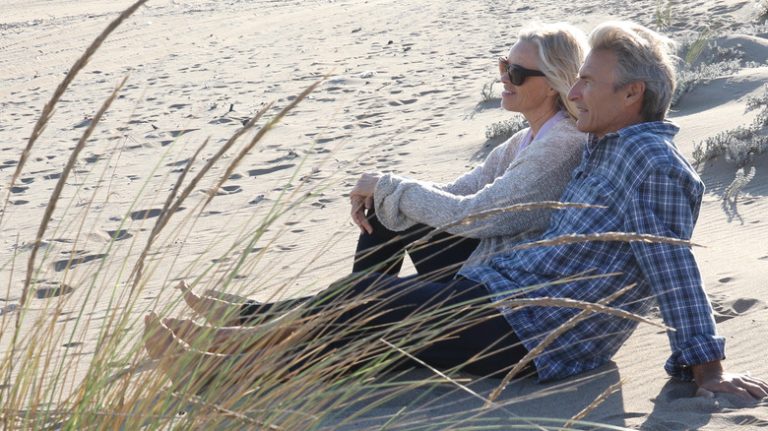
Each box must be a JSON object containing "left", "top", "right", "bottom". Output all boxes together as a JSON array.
[
  {"left": 518, "top": 22, "right": 589, "bottom": 119},
  {"left": 588, "top": 21, "right": 677, "bottom": 122}
]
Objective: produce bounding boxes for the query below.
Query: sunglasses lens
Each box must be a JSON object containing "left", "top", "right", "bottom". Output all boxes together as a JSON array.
[
  {"left": 509, "top": 67, "right": 524, "bottom": 86},
  {"left": 499, "top": 58, "right": 539, "bottom": 86}
]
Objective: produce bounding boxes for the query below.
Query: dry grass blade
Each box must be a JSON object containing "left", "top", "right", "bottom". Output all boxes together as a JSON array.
[
  {"left": 497, "top": 296, "right": 668, "bottom": 330},
  {"left": 202, "top": 77, "right": 327, "bottom": 209},
  {"left": 170, "top": 392, "right": 284, "bottom": 430},
  {"left": 0, "top": 0, "right": 148, "bottom": 226},
  {"left": 563, "top": 379, "right": 624, "bottom": 428},
  {"left": 420, "top": 202, "right": 601, "bottom": 242},
  {"left": 488, "top": 284, "right": 642, "bottom": 405},
  {"left": 380, "top": 338, "right": 496, "bottom": 406},
  {"left": 380, "top": 339, "right": 551, "bottom": 431},
  {"left": 129, "top": 137, "right": 210, "bottom": 290},
  {"left": 20, "top": 76, "right": 129, "bottom": 306},
  {"left": 129, "top": 102, "right": 273, "bottom": 292},
  {"left": 510, "top": 231, "right": 700, "bottom": 251}
]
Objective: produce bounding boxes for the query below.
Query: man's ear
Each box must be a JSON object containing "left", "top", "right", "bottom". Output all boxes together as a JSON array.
[{"left": 624, "top": 81, "right": 645, "bottom": 107}]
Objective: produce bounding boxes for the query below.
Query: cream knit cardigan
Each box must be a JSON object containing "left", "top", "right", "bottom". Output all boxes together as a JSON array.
[{"left": 374, "top": 118, "right": 586, "bottom": 270}]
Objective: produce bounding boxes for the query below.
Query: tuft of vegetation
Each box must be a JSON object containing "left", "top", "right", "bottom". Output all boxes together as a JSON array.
[
  {"left": 692, "top": 85, "right": 768, "bottom": 166},
  {"left": 654, "top": 0, "right": 673, "bottom": 31},
  {"left": 484, "top": 115, "right": 528, "bottom": 142},
  {"left": 756, "top": 0, "right": 768, "bottom": 19},
  {"left": 671, "top": 30, "right": 746, "bottom": 107},
  {"left": 480, "top": 79, "right": 496, "bottom": 103}
]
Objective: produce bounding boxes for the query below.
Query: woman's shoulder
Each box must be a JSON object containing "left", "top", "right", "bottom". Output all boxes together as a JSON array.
[
  {"left": 526, "top": 117, "right": 586, "bottom": 156},
  {"left": 493, "top": 126, "right": 530, "bottom": 155},
  {"left": 547, "top": 116, "right": 586, "bottom": 142}
]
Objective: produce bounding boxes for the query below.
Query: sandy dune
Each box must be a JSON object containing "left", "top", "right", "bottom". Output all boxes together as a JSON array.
[{"left": 1, "top": 0, "right": 767, "bottom": 429}]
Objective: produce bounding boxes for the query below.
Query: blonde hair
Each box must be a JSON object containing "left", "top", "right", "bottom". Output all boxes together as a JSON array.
[
  {"left": 588, "top": 21, "right": 677, "bottom": 121},
  {"left": 517, "top": 22, "right": 589, "bottom": 119}
]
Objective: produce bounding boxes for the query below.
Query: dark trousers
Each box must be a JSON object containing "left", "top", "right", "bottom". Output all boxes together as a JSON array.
[
  {"left": 304, "top": 272, "right": 529, "bottom": 377},
  {"left": 240, "top": 213, "right": 529, "bottom": 376},
  {"left": 352, "top": 210, "right": 481, "bottom": 283},
  {"left": 242, "top": 210, "right": 480, "bottom": 318}
]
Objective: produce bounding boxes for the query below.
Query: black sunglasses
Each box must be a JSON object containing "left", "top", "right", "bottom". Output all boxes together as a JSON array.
[{"left": 498, "top": 57, "right": 546, "bottom": 86}]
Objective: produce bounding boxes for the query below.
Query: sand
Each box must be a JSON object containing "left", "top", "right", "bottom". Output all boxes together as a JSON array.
[{"left": 1, "top": 0, "right": 767, "bottom": 429}]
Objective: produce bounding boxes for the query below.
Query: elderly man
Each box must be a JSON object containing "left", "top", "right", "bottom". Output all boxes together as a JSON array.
[
  {"left": 458, "top": 20, "right": 766, "bottom": 397},
  {"left": 147, "top": 21, "right": 767, "bottom": 400}
]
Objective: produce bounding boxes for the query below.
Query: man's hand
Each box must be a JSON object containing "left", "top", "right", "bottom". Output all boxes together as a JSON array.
[
  {"left": 693, "top": 360, "right": 768, "bottom": 402},
  {"left": 350, "top": 173, "right": 380, "bottom": 234}
]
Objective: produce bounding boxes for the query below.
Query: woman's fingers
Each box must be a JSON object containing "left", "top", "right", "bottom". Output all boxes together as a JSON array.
[
  {"left": 350, "top": 197, "right": 373, "bottom": 234},
  {"left": 349, "top": 172, "right": 378, "bottom": 234}
]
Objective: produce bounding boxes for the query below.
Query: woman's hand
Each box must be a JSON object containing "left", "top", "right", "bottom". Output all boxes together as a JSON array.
[{"left": 350, "top": 173, "right": 380, "bottom": 234}]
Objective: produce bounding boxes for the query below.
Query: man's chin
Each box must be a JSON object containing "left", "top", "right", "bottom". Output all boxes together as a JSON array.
[{"left": 575, "top": 119, "right": 591, "bottom": 133}]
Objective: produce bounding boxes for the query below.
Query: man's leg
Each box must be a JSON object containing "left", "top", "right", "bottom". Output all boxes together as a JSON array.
[{"left": 297, "top": 273, "right": 528, "bottom": 377}]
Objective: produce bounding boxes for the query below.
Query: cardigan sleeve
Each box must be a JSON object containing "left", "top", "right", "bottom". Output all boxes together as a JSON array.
[
  {"left": 436, "top": 129, "right": 526, "bottom": 196},
  {"left": 374, "top": 120, "right": 585, "bottom": 238}
]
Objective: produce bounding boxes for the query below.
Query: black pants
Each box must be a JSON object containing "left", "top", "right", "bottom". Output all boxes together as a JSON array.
[
  {"left": 241, "top": 210, "right": 480, "bottom": 318},
  {"left": 239, "top": 214, "right": 529, "bottom": 377},
  {"left": 352, "top": 210, "right": 481, "bottom": 283},
  {"left": 304, "top": 272, "right": 529, "bottom": 377}
]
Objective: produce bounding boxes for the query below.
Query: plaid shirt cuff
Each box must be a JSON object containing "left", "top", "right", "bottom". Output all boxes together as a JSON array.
[{"left": 665, "top": 334, "right": 726, "bottom": 381}]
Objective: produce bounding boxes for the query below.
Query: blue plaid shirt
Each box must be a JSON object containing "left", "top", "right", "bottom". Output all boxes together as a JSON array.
[{"left": 461, "top": 121, "right": 725, "bottom": 382}]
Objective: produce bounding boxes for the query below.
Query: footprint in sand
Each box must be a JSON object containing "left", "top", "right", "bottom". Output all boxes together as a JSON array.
[
  {"left": 710, "top": 293, "right": 764, "bottom": 323},
  {"left": 53, "top": 254, "right": 107, "bottom": 272},
  {"left": 35, "top": 283, "right": 75, "bottom": 298},
  {"left": 107, "top": 230, "right": 132, "bottom": 241},
  {"left": 129, "top": 207, "right": 185, "bottom": 221},
  {"left": 247, "top": 164, "right": 295, "bottom": 177},
  {"left": 216, "top": 185, "right": 242, "bottom": 196},
  {"left": 249, "top": 195, "right": 266, "bottom": 205},
  {"left": 168, "top": 129, "right": 199, "bottom": 138},
  {"left": 165, "top": 158, "right": 191, "bottom": 167},
  {"left": 0, "top": 304, "right": 19, "bottom": 316}
]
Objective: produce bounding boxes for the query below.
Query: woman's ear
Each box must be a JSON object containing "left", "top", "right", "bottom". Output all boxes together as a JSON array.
[{"left": 547, "top": 86, "right": 558, "bottom": 97}]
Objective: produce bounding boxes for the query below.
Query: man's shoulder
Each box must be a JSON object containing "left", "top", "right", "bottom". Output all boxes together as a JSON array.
[
  {"left": 616, "top": 121, "right": 697, "bottom": 181},
  {"left": 590, "top": 121, "right": 702, "bottom": 196},
  {"left": 619, "top": 121, "right": 680, "bottom": 163}
]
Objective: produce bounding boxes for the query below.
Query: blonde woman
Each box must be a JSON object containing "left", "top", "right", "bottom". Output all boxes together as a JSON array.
[
  {"left": 148, "top": 23, "right": 591, "bottom": 384},
  {"left": 178, "top": 23, "right": 590, "bottom": 326}
]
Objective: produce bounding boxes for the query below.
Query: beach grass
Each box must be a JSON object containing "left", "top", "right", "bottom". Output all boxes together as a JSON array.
[
  {"left": 692, "top": 84, "right": 768, "bottom": 166},
  {"left": 0, "top": 3, "right": 706, "bottom": 430}
]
